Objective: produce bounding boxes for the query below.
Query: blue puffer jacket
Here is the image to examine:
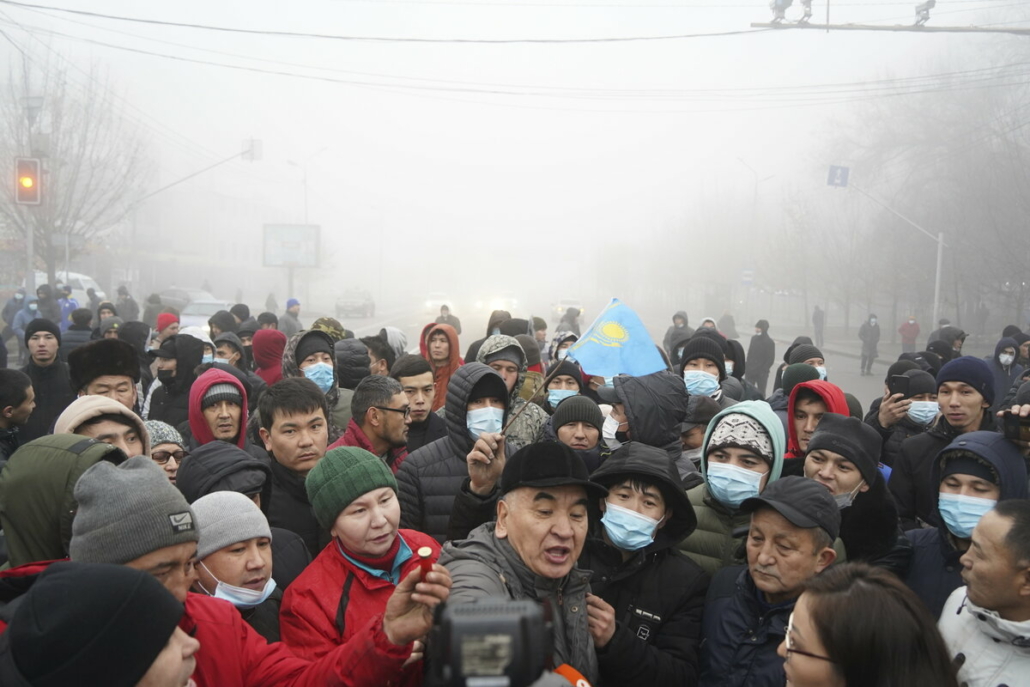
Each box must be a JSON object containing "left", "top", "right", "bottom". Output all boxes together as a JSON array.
[
  {"left": 903, "top": 430, "right": 1028, "bottom": 617},
  {"left": 698, "top": 566, "right": 792, "bottom": 687}
]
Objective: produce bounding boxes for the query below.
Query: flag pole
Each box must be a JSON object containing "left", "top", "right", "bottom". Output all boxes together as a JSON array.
[{"left": 500, "top": 354, "right": 576, "bottom": 436}]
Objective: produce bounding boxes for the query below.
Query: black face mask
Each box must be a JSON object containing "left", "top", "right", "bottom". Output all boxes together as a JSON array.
[{"left": 157, "top": 368, "right": 175, "bottom": 383}]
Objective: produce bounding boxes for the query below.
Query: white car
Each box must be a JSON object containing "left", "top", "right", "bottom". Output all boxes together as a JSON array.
[
  {"left": 179, "top": 300, "right": 233, "bottom": 336},
  {"left": 30, "top": 270, "right": 105, "bottom": 305}
]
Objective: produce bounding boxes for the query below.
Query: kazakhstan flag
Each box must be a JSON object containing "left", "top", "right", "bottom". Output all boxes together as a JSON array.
[{"left": 566, "top": 298, "right": 666, "bottom": 377}]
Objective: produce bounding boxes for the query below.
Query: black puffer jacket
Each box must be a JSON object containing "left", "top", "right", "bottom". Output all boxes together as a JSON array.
[
  {"left": 586, "top": 443, "right": 709, "bottom": 687},
  {"left": 19, "top": 359, "right": 75, "bottom": 443},
  {"left": 147, "top": 334, "right": 204, "bottom": 429},
  {"left": 611, "top": 372, "right": 703, "bottom": 489},
  {"left": 396, "top": 363, "right": 508, "bottom": 542},
  {"left": 266, "top": 456, "right": 330, "bottom": 558},
  {"left": 175, "top": 441, "right": 311, "bottom": 589}
]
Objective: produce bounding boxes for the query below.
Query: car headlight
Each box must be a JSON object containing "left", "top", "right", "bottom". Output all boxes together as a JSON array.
[{"left": 425, "top": 300, "right": 432, "bottom": 308}]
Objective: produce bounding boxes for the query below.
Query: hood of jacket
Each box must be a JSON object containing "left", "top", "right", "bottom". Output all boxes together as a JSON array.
[
  {"left": 252, "top": 329, "right": 287, "bottom": 378},
  {"left": 591, "top": 441, "right": 696, "bottom": 549},
  {"left": 727, "top": 338, "right": 747, "bottom": 379},
  {"left": 208, "top": 310, "right": 238, "bottom": 335},
  {"left": 282, "top": 330, "right": 339, "bottom": 406},
  {"left": 334, "top": 338, "right": 370, "bottom": 390},
  {"left": 213, "top": 331, "right": 245, "bottom": 362},
  {"left": 486, "top": 310, "right": 512, "bottom": 337},
  {"left": 188, "top": 368, "right": 248, "bottom": 448},
  {"left": 53, "top": 395, "right": 152, "bottom": 456},
  {"left": 444, "top": 363, "right": 509, "bottom": 454},
  {"left": 548, "top": 330, "right": 578, "bottom": 364},
  {"left": 612, "top": 371, "right": 688, "bottom": 458},
  {"left": 931, "top": 430, "right": 1029, "bottom": 504},
  {"left": 476, "top": 335, "right": 528, "bottom": 401},
  {"left": 0, "top": 435, "right": 126, "bottom": 567},
  {"left": 379, "top": 326, "right": 408, "bottom": 359},
  {"left": 994, "top": 337, "right": 1019, "bottom": 364},
  {"left": 701, "top": 400, "right": 785, "bottom": 484},
  {"left": 786, "top": 380, "right": 850, "bottom": 457},
  {"left": 167, "top": 333, "right": 205, "bottom": 394},
  {"left": 672, "top": 310, "right": 689, "bottom": 326},
  {"left": 176, "top": 441, "right": 273, "bottom": 514},
  {"left": 940, "top": 326, "right": 966, "bottom": 348},
  {"left": 423, "top": 322, "right": 462, "bottom": 367},
  {"left": 668, "top": 329, "right": 695, "bottom": 367},
  {"left": 119, "top": 321, "right": 150, "bottom": 357}
]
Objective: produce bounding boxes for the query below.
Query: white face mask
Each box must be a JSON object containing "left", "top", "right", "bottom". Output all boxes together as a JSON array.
[
  {"left": 724, "top": 361, "right": 735, "bottom": 377},
  {"left": 198, "top": 562, "right": 276, "bottom": 608},
  {"left": 602, "top": 415, "right": 623, "bottom": 450},
  {"left": 1000, "top": 353, "right": 1015, "bottom": 367}
]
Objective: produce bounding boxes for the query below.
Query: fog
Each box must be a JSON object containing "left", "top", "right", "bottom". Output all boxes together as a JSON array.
[{"left": 2, "top": 0, "right": 1029, "bottom": 339}]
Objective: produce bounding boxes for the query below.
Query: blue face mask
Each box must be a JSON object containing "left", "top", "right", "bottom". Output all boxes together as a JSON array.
[
  {"left": 200, "top": 562, "right": 277, "bottom": 608},
  {"left": 815, "top": 365, "right": 827, "bottom": 381},
  {"left": 214, "top": 357, "right": 231, "bottom": 366},
  {"left": 725, "top": 361, "right": 735, "bottom": 377},
  {"left": 907, "top": 401, "right": 938, "bottom": 426},
  {"left": 601, "top": 502, "right": 662, "bottom": 551},
  {"left": 467, "top": 406, "right": 504, "bottom": 439},
  {"left": 939, "top": 492, "right": 996, "bottom": 539},
  {"left": 548, "top": 389, "right": 577, "bottom": 408},
  {"left": 201, "top": 353, "right": 214, "bottom": 364},
  {"left": 706, "top": 461, "right": 766, "bottom": 509},
  {"left": 683, "top": 370, "right": 720, "bottom": 397},
  {"left": 602, "top": 376, "right": 615, "bottom": 388},
  {"left": 303, "top": 362, "right": 335, "bottom": 394}
]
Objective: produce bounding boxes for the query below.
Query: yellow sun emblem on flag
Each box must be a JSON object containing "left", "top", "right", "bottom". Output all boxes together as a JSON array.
[{"left": 586, "top": 320, "right": 629, "bottom": 348}]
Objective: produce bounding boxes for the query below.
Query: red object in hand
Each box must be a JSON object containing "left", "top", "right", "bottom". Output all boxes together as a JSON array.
[{"left": 417, "top": 546, "right": 433, "bottom": 578}]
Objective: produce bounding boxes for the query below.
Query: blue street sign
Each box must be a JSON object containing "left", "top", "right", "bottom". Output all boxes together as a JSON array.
[{"left": 827, "top": 165, "right": 850, "bottom": 188}]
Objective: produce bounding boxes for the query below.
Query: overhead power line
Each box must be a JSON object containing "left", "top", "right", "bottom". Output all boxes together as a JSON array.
[{"left": 0, "top": 0, "right": 771, "bottom": 43}]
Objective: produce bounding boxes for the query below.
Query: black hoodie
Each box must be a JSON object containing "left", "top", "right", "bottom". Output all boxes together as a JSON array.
[
  {"left": 147, "top": 334, "right": 204, "bottom": 429},
  {"left": 175, "top": 441, "right": 311, "bottom": 590}
]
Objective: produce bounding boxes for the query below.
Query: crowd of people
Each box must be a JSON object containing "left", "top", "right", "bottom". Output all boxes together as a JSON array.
[{"left": 0, "top": 287, "right": 1029, "bottom": 687}]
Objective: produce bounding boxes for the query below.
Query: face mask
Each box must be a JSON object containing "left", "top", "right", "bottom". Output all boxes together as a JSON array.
[
  {"left": 199, "top": 562, "right": 277, "bottom": 608},
  {"left": 683, "top": 370, "right": 720, "bottom": 397},
  {"left": 724, "top": 361, "right": 735, "bottom": 377},
  {"left": 201, "top": 353, "right": 214, "bottom": 364},
  {"left": 303, "top": 362, "right": 335, "bottom": 394},
  {"left": 601, "top": 502, "right": 661, "bottom": 551},
  {"left": 755, "top": 330, "right": 761, "bottom": 336},
  {"left": 556, "top": 348, "right": 569, "bottom": 361},
  {"left": 14, "top": 293, "right": 23, "bottom": 301},
  {"left": 1000, "top": 353, "right": 1015, "bottom": 367},
  {"left": 683, "top": 446, "right": 703, "bottom": 465},
  {"left": 909, "top": 319, "right": 915, "bottom": 324},
  {"left": 870, "top": 318, "right": 877, "bottom": 325},
  {"left": 547, "top": 389, "right": 577, "bottom": 408},
  {"left": 491, "top": 328, "right": 500, "bottom": 335},
  {"left": 907, "top": 400, "right": 939, "bottom": 426},
  {"left": 834, "top": 480, "right": 865, "bottom": 509},
  {"left": 157, "top": 368, "right": 174, "bottom": 383},
  {"left": 706, "top": 462, "right": 766, "bottom": 509},
  {"left": 28, "top": 303, "right": 37, "bottom": 312},
  {"left": 939, "top": 492, "right": 996, "bottom": 539},
  {"left": 603, "top": 376, "right": 614, "bottom": 388},
  {"left": 467, "top": 406, "right": 504, "bottom": 439},
  {"left": 214, "top": 357, "right": 231, "bottom": 366},
  {"left": 602, "top": 415, "right": 623, "bottom": 451},
  {"left": 815, "top": 365, "right": 827, "bottom": 381}
]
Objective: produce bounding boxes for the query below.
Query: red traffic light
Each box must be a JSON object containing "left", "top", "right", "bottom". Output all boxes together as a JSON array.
[{"left": 15, "top": 158, "right": 41, "bottom": 205}]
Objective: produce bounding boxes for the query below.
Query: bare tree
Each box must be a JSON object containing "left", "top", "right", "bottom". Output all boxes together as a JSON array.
[{"left": 0, "top": 57, "right": 150, "bottom": 287}]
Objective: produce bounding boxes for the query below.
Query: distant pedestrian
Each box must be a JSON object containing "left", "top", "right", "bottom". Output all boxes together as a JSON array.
[
  {"left": 858, "top": 314, "right": 880, "bottom": 376},
  {"left": 279, "top": 298, "right": 302, "bottom": 338},
  {"left": 435, "top": 304, "right": 462, "bottom": 335},
  {"left": 746, "top": 319, "right": 776, "bottom": 397},
  {"left": 812, "top": 305, "right": 825, "bottom": 348},
  {"left": 898, "top": 315, "right": 920, "bottom": 353}
]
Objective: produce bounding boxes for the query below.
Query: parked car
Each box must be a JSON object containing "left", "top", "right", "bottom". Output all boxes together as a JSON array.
[
  {"left": 30, "top": 271, "right": 105, "bottom": 305},
  {"left": 159, "top": 287, "right": 217, "bottom": 313},
  {"left": 179, "top": 300, "right": 233, "bottom": 335},
  {"left": 336, "top": 289, "right": 375, "bottom": 318}
]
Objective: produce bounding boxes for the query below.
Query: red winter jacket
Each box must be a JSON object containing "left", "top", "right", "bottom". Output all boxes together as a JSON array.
[
  {"left": 0, "top": 562, "right": 412, "bottom": 687},
  {"left": 785, "top": 380, "right": 850, "bottom": 459},
  {"left": 188, "top": 368, "right": 249, "bottom": 448},
  {"left": 327, "top": 418, "right": 408, "bottom": 473},
  {"left": 280, "top": 530, "right": 441, "bottom": 681}
]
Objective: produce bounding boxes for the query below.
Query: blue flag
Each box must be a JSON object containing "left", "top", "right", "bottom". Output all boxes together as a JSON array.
[{"left": 566, "top": 298, "right": 666, "bottom": 377}]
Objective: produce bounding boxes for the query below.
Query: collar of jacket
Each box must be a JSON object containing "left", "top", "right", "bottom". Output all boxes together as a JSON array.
[
  {"left": 958, "top": 592, "right": 1030, "bottom": 648},
  {"left": 335, "top": 535, "right": 413, "bottom": 585},
  {"left": 268, "top": 456, "right": 309, "bottom": 500},
  {"left": 738, "top": 567, "right": 795, "bottom": 631}
]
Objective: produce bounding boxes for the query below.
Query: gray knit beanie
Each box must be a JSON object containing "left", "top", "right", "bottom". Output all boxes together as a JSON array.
[
  {"left": 202, "top": 383, "right": 242, "bottom": 410},
  {"left": 192, "top": 491, "right": 272, "bottom": 560},
  {"left": 70, "top": 456, "right": 198, "bottom": 564},
  {"left": 143, "top": 420, "right": 184, "bottom": 448}
]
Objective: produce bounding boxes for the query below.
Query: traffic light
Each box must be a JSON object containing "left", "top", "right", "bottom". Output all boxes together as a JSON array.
[{"left": 15, "top": 158, "right": 41, "bottom": 205}]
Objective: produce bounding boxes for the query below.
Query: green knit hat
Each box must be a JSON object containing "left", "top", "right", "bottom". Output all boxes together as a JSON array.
[{"left": 305, "top": 447, "right": 398, "bottom": 530}]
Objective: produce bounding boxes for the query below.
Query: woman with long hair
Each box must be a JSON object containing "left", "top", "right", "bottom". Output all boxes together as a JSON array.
[{"left": 777, "top": 563, "right": 958, "bottom": 687}]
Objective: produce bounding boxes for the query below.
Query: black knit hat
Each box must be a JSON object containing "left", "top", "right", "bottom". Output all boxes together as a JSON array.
[
  {"left": 0, "top": 561, "right": 183, "bottom": 687},
  {"left": 295, "top": 331, "right": 334, "bottom": 365},
  {"left": 885, "top": 359, "right": 920, "bottom": 383},
  {"left": 68, "top": 339, "right": 141, "bottom": 392},
  {"left": 230, "top": 303, "right": 250, "bottom": 321},
  {"left": 467, "top": 370, "right": 509, "bottom": 406},
  {"left": 806, "top": 412, "right": 881, "bottom": 485},
  {"left": 546, "top": 360, "right": 583, "bottom": 389},
  {"left": 24, "top": 318, "right": 61, "bottom": 346},
  {"left": 788, "top": 344, "right": 824, "bottom": 365},
  {"left": 515, "top": 335, "right": 541, "bottom": 367},
  {"left": 903, "top": 369, "right": 937, "bottom": 397},
  {"left": 499, "top": 318, "right": 531, "bottom": 338},
  {"left": 679, "top": 336, "right": 727, "bottom": 380},
  {"left": 499, "top": 441, "right": 607, "bottom": 499},
  {"left": 782, "top": 363, "right": 820, "bottom": 395},
  {"left": 937, "top": 355, "right": 995, "bottom": 406},
  {"left": 552, "top": 395, "right": 603, "bottom": 432}
]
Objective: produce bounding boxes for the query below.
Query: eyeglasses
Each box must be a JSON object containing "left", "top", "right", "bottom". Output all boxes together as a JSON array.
[
  {"left": 785, "top": 612, "right": 835, "bottom": 663},
  {"left": 374, "top": 406, "right": 411, "bottom": 420},
  {"left": 152, "top": 449, "right": 187, "bottom": 465}
]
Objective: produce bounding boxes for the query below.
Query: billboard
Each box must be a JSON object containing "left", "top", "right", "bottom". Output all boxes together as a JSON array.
[{"left": 263, "top": 224, "right": 320, "bottom": 268}]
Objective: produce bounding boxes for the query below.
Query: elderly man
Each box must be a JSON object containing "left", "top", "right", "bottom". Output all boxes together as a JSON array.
[
  {"left": 699, "top": 476, "right": 839, "bottom": 687},
  {"left": 439, "top": 442, "right": 608, "bottom": 682},
  {"left": 67, "top": 338, "right": 141, "bottom": 411},
  {"left": 939, "top": 500, "right": 1030, "bottom": 687}
]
